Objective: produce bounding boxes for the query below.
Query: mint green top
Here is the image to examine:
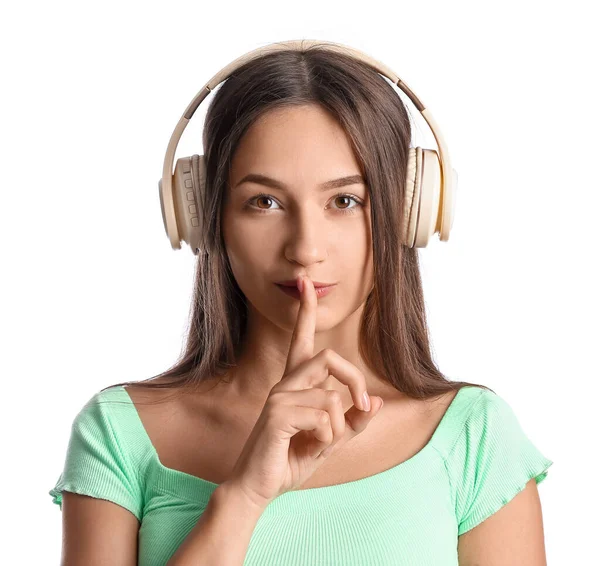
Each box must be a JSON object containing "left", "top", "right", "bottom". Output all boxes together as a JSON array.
[{"left": 49, "top": 384, "right": 553, "bottom": 565}]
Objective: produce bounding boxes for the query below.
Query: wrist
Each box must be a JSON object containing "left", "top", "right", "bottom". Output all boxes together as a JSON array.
[{"left": 215, "top": 480, "right": 271, "bottom": 517}]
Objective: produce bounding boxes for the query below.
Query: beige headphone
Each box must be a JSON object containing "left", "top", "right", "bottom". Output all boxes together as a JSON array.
[{"left": 158, "top": 39, "right": 458, "bottom": 254}]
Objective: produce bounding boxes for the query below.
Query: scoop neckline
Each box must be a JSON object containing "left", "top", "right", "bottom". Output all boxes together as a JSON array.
[{"left": 107, "top": 384, "right": 481, "bottom": 512}]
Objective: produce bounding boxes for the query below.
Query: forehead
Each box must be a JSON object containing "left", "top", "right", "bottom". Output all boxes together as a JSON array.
[{"left": 229, "top": 105, "right": 363, "bottom": 186}]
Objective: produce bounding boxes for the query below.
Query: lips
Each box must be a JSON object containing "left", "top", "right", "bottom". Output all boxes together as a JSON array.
[
  {"left": 276, "top": 280, "right": 335, "bottom": 288},
  {"left": 276, "top": 282, "right": 336, "bottom": 300}
]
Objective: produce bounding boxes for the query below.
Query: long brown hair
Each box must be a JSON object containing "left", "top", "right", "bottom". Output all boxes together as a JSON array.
[{"left": 103, "top": 43, "right": 493, "bottom": 403}]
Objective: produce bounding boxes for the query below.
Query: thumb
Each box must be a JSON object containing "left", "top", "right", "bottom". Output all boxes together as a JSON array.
[
  {"left": 345, "top": 395, "right": 384, "bottom": 435},
  {"left": 316, "top": 396, "right": 384, "bottom": 460}
]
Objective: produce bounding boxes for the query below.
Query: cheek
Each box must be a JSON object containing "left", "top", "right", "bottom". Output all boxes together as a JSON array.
[
  {"left": 337, "top": 227, "right": 372, "bottom": 257},
  {"left": 222, "top": 208, "right": 254, "bottom": 266},
  {"left": 224, "top": 219, "right": 282, "bottom": 265},
  {"left": 223, "top": 230, "right": 274, "bottom": 286},
  {"left": 349, "top": 234, "right": 374, "bottom": 287}
]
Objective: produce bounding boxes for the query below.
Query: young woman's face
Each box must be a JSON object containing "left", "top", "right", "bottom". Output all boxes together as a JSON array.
[{"left": 223, "top": 103, "right": 374, "bottom": 332}]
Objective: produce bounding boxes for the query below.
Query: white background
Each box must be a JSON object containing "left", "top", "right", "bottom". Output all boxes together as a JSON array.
[{"left": 1, "top": 0, "right": 597, "bottom": 563}]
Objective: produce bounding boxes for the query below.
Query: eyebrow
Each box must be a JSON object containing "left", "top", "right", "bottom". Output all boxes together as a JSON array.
[{"left": 233, "top": 173, "right": 366, "bottom": 192}]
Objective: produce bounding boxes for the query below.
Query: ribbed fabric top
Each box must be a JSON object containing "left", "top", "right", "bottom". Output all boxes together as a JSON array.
[{"left": 49, "top": 384, "right": 553, "bottom": 565}]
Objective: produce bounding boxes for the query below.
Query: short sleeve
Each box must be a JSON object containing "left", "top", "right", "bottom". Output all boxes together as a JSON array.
[
  {"left": 448, "top": 390, "right": 553, "bottom": 536},
  {"left": 48, "top": 390, "right": 143, "bottom": 522}
]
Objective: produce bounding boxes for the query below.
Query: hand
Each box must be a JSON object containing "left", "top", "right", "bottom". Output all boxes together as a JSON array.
[{"left": 225, "top": 275, "right": 384, "bottom": 511}]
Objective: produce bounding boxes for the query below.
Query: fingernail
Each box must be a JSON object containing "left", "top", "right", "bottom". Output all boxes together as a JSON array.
[
  {"left": 297, "top": 276, "right": 304, "bottom": 293},
  {"left": 362, "top": 391, "right": 371, "bottom": 412}
]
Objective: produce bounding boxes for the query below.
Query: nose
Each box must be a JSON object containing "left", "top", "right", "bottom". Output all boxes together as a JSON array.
[{"left": 283, "top": 207, "right": 329, "bottom": 265}]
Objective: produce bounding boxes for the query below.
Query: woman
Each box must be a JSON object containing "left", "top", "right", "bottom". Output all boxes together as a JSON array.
[{"left": 49, "top": 41, "right": 553, "bottom": 565}]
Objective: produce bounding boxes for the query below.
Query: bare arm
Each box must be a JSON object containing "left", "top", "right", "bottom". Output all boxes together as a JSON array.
[
  {"left": 166, "top": 481, "right": 268, "bottom": 566},
  {"left": 60, "top": 491, "right": 140, "bottom": 566},
  {"left": 458, "top": 478, "right": 548, "bottom": 565}
]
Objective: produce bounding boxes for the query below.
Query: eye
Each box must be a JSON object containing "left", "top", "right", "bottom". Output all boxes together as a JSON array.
[{"left": 244, "top": 192, "right": 364, "bottom": 216}]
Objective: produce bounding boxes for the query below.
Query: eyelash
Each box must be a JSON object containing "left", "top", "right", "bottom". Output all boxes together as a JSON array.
[{"left": 244, "top": 192, "right": 364, "bottom": 216}]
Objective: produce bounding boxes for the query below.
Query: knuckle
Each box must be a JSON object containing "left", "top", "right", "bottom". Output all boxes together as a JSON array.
[
  {"left": 317, "top": 409, "right": 330, "bottom": 424},
  {"left": 325, "top": 389, "right": 342, "bottom": 406},
  {"left": 319, "top": 348, "right": 335, "bottom": 361}
]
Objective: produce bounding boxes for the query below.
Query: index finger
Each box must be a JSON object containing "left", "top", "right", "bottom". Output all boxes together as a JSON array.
[{"left": 284, "top": 275, "right": 317, "bottom": 375}]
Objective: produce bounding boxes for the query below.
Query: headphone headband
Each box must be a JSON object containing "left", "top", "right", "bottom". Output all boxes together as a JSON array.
[{"left": 160, "top": 39, "right": 455, "bottom": 249}]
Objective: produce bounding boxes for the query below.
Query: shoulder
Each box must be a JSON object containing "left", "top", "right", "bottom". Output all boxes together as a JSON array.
[
  {"left": 69, "top": 386, "right": 123, "bottom": 427},
  {"left": 457, "top": 387, "right": 529, "bottom": 448},
  {"left": 444, "top": 386, "right": 535, "bottom": 466},
  {"left": 49, "top": 385, "right": 147, "bottom": 522},
  {"left": 66, "top": 386, "right": 142, "bottom": 458},
  {"left": 445, "top": 387, "right": 553, "bottom": 536},
  {"left": 76, "top": 384, "right": 158, "bottom": 468}
]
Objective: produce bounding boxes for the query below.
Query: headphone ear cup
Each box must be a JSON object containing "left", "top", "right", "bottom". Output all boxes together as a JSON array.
[
  {"left": 403, "top": 147, "right": 421, "bottom": 248},
  {"left": 403, "top": 147, "right": 443, "bottom": 248},
  {"left": 171, "top": 154, "right": 206, "bottom": 255},
  {"left": 190, "top": 154, "right": 207, "bottom": 253}
]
